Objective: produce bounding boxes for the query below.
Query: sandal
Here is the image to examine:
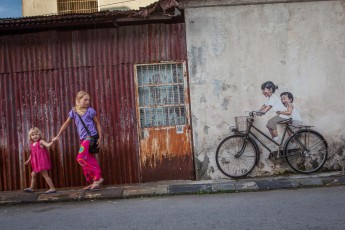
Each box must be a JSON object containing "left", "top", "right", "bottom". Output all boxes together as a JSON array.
[
  {"left": 82, "top": 184, "right": 92, "bottom": 190},
  {"left": 91, "top": 178, "right": 104, "bottom": 190},
  {"left": 44, "top": 189, "right": 56, "bottom": 194},
  {"left": 90, "top": 185, "right": 100, "bottom": 191},
  {"left": 24, "top": 188, "right": 34, "bottom": 193}
]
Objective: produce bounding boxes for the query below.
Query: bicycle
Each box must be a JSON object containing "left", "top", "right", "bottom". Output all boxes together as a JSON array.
[{"left": 216, "top": 111, "right": 328, "bottom": 178}]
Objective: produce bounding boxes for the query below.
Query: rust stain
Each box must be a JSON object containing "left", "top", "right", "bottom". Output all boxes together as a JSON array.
[
  {"left": 141, "top": 155, "right": 194, "bottom": 182},
  {"left": 140, "top": 126, "right": 191, "bottom": 162},
  {"left": 139, "top": 125, "right": 194, "bottom": 181}
]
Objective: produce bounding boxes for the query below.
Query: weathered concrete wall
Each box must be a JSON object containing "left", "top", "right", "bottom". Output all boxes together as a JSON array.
[
  {"left": 22, "top": 0, "right": 158, "bottom": 17},
  {"left": 23, "top": 0, "right": 58, "bottom": 16},
  {"left": 100, "top": 0, "right": 157, "bottom": 10},
  {"left": 184, "top": 0, "right": 345, "bottom": 179}
]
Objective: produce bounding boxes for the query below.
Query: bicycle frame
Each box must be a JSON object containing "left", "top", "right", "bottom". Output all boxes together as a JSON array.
[
  {"left": 234, "top": 116, "right": 296, "bottom": 157},
  {"left": 216, "top": 111, "right": 329, "bottom": 177}
]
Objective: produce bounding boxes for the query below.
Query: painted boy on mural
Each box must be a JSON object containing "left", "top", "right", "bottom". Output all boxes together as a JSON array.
[{"left": 277, "top": 91, "right": 303, "bottom": 132}]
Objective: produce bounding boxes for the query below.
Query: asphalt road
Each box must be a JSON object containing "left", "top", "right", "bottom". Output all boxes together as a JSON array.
[{"left": 1, "top": 186, "right": 345, "bottom": 230}]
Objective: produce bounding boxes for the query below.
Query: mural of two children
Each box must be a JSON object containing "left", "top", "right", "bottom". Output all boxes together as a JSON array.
[{"left": 258, "top": 80, "right": 303, "bottom": 143}]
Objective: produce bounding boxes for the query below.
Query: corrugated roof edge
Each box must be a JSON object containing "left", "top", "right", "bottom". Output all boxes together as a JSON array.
[{"left": 0, "top": 0, "right": 182, "bottom": 33}]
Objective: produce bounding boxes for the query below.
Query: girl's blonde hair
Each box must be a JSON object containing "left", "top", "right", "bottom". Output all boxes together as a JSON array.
[
  {"left": 28, "top": 127, "right": 43, "bottom": 143},
  {"left": 74, "top": 91, "right": 90, "bottom": 112}
]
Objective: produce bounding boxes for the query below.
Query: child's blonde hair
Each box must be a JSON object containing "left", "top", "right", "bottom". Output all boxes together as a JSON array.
[
  {"left": 28, "top": 127, "right": 43, "bottom": 143},
  {"left": 74, "top": 91, "right": 90, "bottom": 112}
]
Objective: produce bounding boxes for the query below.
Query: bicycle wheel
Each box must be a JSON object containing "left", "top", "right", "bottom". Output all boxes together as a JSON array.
[
  {"left": 284, "top": 129, "right": 328, "bottom": 174},
  {"left": 216, "top": 135, "right": 258, "bottom": 178}
]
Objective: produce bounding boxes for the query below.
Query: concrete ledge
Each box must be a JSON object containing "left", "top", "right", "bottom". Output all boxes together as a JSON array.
[
  {"left": 235, "top": 181, "right": 258, "bottom": 191},
  {"left": 335, "top": 176, "right": 345, "bottom": 185},
  {"left": 294, "top": 178, "right": 325, "bottom": 187},
  {"left": 124, "top": 185, "right": 167, "bottom": 197},
  {"left": 212, "top": 182, "right": 236, "bottom": 192},
  {"left": 37, "top": 190, "right": 83, "bottom": 202},
  {"left": 0, "top": 172, "right": 343, "bottom": 206},
  {"left": 256, "top": 179, "right": 295, "bottom": 190},
  {"left": 169, "top": 184, "right": 213, "bottom": 194},
  {"left": 0, "top": 191, "right": 39, "bottom": 204},
  {"left": 84, "top": 187, "right": 125, "bottom": 200}
]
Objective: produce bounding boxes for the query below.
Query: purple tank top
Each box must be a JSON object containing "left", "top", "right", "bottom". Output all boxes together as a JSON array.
[{"left": 69, "top": 107, "right": 98, "bottom": 140}]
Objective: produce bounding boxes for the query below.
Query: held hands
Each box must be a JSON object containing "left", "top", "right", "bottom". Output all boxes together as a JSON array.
[
  {"left": 51, "top": 136, "right": 59, "bottom": 142},
  {"left": 24, "top": 159, "right": 30, "bottom": 165}
]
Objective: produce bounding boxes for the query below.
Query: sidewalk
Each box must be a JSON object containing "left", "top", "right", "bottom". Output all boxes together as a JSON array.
[{"left": 1, "top": 171, "right": 345, "bottom": 206}]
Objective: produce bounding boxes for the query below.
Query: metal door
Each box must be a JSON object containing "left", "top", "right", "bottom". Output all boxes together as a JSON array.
[{"left": 134, "top": 62, "right": 195, "bottom": 182}]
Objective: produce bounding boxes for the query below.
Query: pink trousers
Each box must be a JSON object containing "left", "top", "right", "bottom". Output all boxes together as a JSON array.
[{"left": 76, "top": 139, "right": 102, "bottom": 183}]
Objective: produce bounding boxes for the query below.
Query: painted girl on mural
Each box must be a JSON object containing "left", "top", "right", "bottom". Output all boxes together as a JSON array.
[
  {"left": 258, "top": 81, "right": 289, "bottom": 142},
  {"left": 52, "top": 91, "right": 104, "bottom": 190}
]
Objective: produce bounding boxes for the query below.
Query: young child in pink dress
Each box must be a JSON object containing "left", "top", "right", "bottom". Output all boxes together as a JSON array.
[{"left": 24, "top": 127, "right": 56, "bottom": 194}]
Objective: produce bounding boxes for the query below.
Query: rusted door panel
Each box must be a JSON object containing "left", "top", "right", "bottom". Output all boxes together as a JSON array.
[
  {"left": 135, "top": 62, "right": 195, "bottom": 182},
  {"left": 140, "top": 126, "right": 194, "bottom": 181}
]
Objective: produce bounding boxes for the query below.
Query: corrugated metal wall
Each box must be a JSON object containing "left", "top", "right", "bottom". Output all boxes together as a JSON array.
[{"left": 0, "top": 22, "right": 187, "bottom": 191}]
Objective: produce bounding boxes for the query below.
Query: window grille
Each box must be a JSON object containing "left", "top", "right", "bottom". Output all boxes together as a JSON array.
[
  {"left": 57, "top": 0, "right": 98, "bottom": 14},
  {"left": 136, "top": 63, "right": 187, "bottom": 128}
]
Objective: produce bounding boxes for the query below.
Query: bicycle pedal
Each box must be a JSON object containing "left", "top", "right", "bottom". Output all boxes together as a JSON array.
[{"left": 269, "top": 151, "right": 279, "bottom": 160}]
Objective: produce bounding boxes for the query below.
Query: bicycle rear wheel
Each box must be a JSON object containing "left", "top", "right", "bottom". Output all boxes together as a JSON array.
[
  {"left": 216, "top": 135, "right": 258, "bottom": 178},
  {"left": 284, "top": 129, "right": 328, "bottom": 174}
]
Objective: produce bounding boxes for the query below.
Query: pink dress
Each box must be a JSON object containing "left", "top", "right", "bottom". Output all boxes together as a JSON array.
[{"left": 30, "top": 140, "right": 52, "bottom": 173}]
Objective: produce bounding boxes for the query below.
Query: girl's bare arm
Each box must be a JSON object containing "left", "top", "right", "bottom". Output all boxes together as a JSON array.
[
  {"left": 259, "top": 105, "right": 272, "bottom": 113},
  {"left": 258, "top": 104, "right": 266, "bottom": 111},
  {"left": 40, "top": 140, "right": 54, "bottom": 148},
  {"left": 93, "top": 116, "right": 103, "bottom": 146},
  {"left": 52, "top": 117, "right": 72, "bottom": 141},
  {"left": 25, "top": 155, "right": 31, "bottom": 165}
]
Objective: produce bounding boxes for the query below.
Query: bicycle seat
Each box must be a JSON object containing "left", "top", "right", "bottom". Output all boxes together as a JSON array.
[{"left": 277, "top": 118, "right": 292, "bottom": 124}]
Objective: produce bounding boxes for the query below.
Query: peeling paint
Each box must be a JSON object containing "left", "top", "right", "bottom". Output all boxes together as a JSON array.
[
  {"left": 200, "top": 95, "right": 206, "bottom": 103},
  {"left": 221, "top": 97, "right": 229, "bottom": 110},
  {"left": 213, "top": 79, "right": 222, "bottom": 97},
  {"left": 211, "top": 17, "right": 228, "bottom": 56},
  {"left": 221, "top": 83, "right": 238, "bottom": 92},
  {"left": 203, "top": 125, "right": 209, "bottom": 135},
  {"left": 194, "top": 154, "right": 211, "bottom": 180}
]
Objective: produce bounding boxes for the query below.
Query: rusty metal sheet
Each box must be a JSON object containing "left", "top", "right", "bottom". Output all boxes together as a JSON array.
[
  {"left": 139, "top": 126, "right": 194, "bottom": 182},
  {"left": 134, "top": 61, "right": 195, "bottom": 182},
  {"left": 0, "top": 22, "right": 189, "bottom": 191}
]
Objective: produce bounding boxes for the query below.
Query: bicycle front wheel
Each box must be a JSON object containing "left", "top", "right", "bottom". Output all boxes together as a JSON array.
[
  {"left": 216, "top": 135, "right": 258, "bottom": 178},
  {"left": 284, "top": 129, "right": 328, "bottom": 174}
]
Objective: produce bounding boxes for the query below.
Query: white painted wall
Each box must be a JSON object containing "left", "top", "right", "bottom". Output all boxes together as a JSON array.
[{"left": 184, "top": 0, "right": 345, "bottom": 179}]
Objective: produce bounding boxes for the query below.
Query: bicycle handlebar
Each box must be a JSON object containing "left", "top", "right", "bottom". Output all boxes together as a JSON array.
[{"left": 246, "top": 111, "right": 265, "bottom": 117}]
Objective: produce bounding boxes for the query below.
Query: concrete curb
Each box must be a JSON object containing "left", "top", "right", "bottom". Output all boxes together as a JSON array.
[{"left": 0, "top": 172, "right": 344, "bottom": 206}]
